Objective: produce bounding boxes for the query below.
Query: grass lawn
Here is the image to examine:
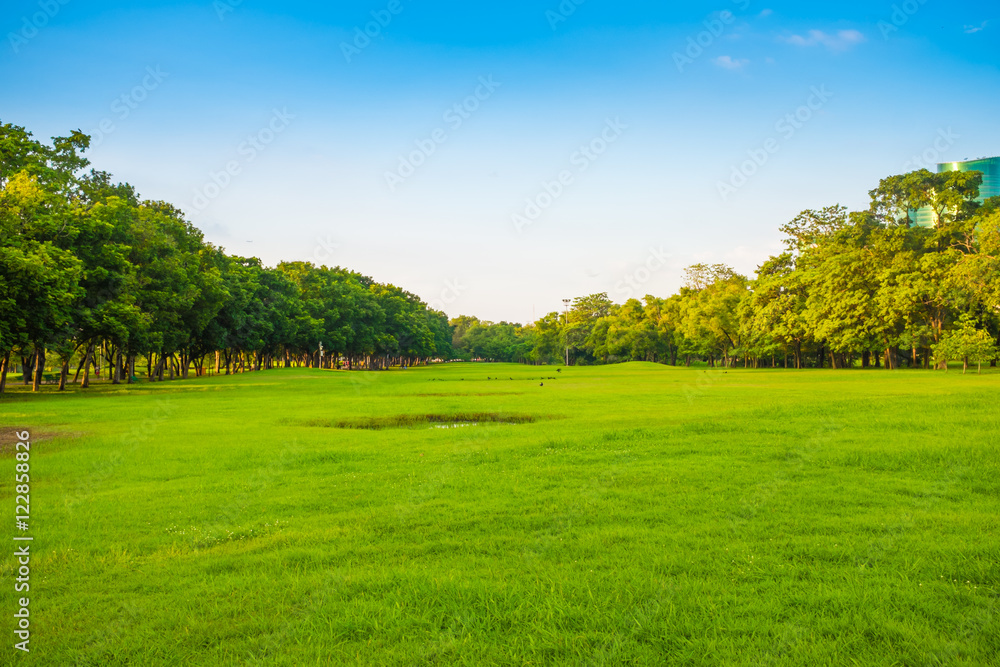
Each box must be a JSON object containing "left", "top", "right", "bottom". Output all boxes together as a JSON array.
[{"left": 1, "top": 362, "right": 999, "bottom": 665}]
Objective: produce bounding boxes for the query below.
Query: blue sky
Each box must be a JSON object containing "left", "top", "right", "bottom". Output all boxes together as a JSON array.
[{"left": 2, "top": 0, "right": 997, "bottom": 322}]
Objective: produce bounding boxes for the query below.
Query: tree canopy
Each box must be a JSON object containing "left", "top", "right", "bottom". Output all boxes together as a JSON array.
[{"left": 0, "top": 122, "right": 453, "bottom": 391}]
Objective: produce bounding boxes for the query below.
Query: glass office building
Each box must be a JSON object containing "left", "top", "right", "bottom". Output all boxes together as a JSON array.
[
  {"left": 912, "top": 156, "right": 1000, "bottom": 227},
  {"left": 939, "top": 156, "right": 1000, "bottom": 200}
]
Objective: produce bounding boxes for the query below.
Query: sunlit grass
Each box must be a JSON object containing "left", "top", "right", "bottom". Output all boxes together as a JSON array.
[{"left": 1, "top": 363, "right": 998, "bottom": 665}]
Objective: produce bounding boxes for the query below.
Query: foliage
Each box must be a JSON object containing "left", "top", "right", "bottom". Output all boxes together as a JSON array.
[
  {"left": 933, "top": 314, "right": 999, "bottom": 374},
  {"left": 3, "top": 120, "right": 998, "bottom": 382},
  {"left": 0, "top": 123, "right": 453, "bottom": 390}
]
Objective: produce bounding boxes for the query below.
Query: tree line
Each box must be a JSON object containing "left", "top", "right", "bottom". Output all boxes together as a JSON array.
[
  {"left": 3, "top": 122, "right": 999, "bottom": 394},
  {"left": 0, "top": 122, "right": 453, "bottom": 393},
  {"left": 451, "top": 171, "right": 1000, "bottom": 373}
]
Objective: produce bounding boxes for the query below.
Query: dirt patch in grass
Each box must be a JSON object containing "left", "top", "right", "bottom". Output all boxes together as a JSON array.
[
  {"left": 0, "top": 428, "right": 75, "bottom": 454},
  {"left": 306, "top": 413, "right": 547, "bottom": 430}
]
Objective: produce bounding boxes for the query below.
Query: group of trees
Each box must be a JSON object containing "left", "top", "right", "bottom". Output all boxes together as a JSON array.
[
  {"left": 452, "top": 171, "right": 1000, "bottom": 373},
  {"left": 0, "top": 122, "right": 452, "bottom": 393},
  {"left": 3, "top": 122, "right": 998, "bottom": 394}
]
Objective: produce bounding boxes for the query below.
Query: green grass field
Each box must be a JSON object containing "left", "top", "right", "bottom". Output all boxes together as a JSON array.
[{"left": 2, "top": 363, "right": 999, "bottom": 665}]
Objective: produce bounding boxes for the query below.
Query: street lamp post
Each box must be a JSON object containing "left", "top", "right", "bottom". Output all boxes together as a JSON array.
[
  {"left": 562, "top": 299, "right": 571, "bottom": 367},
  {"left": 319, "top": 341, "right": 324, "bottom": 369}
]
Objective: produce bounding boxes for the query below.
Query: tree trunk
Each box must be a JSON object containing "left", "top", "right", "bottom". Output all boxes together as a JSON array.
[
  {"left": 33, "top": 348, "right": 46, "bottom": 392},
  {"left": 111, "top": 348, "right": 121, "bottom": 385},
  {"left": 22, "top": 355, "right": 33, "bottom": 385},
  {"left": 81, "top": 345, "right": 93, "bottom": 388},
  {"left": 58, "top": 358, "right": 69, "bottom": 391},
  {"left": 0, "top": 351, "right": 9, "bottom": 395},
  {"left": 73, "top": 353, "right": 86, "bottom": 383}
]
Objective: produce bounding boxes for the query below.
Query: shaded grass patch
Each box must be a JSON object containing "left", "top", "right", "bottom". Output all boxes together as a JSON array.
[
  {"left": 414, "top": 392, "right": 525, "bottom": 397},
  {"left": 306, "top": 412, "right": 546, "bottom": 430}
]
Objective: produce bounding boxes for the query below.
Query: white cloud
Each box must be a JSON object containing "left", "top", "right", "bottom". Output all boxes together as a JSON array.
[
  {"left": 964, "top": 21, "right": 988, "bottom": 34},
  {"left": 784, "top": 29, "right": 865, "bottom": 51},
  {"left": 713, "top": 55, "right": 750, "bottom": 71},
  {"left": 759, "top": 9, "right": 773, "bottom": 18}
]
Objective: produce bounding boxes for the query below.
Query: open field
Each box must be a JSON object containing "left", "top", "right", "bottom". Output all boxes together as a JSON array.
[{"left": 2, "top": 363, "right": 999, "bottom": 665}]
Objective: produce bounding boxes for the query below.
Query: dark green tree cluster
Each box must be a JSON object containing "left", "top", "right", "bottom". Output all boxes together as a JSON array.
[
  {"left": 452, "top": 171, "right": 1000, "bottom": 371},
  {"left": 0, "top": 122, "right": 452, "bottom": 393},
  {"left": 448, "top": 315, "right": 535, "bottom": 363}
]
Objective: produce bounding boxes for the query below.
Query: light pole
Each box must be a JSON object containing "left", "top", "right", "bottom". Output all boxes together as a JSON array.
[
  {"left": 562, "top": 299, "right": 571, "bottom": 367},
  {"left": 319, "top": 341, "right": 324, "bottom": 369}
]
